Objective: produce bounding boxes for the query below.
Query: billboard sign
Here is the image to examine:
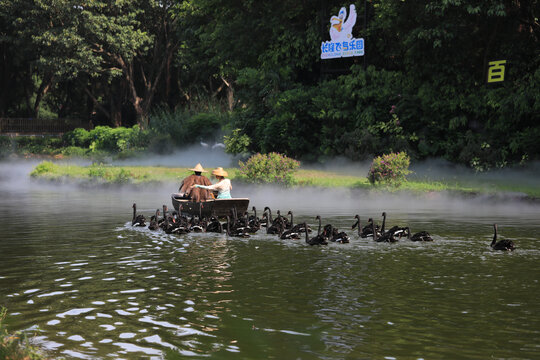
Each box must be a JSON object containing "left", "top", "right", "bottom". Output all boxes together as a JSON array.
[
  {"left": 487, "top": 60, "right": 507, "bottom": 83},
  {"left": 321, "top": 4, "right": 364, "bottom": 59}
]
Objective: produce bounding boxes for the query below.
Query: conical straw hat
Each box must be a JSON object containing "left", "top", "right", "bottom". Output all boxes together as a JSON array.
[
  {"left": 189, "top": 163, "right": 207, "bottom": 172},
  {"left": 212, "top": 167, "right": 228, "bottom": 177}
]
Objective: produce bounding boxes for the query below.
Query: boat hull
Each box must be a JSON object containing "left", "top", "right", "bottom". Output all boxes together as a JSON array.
[{"left": 171, "top": 193, "right": 249, "bottom": 217}]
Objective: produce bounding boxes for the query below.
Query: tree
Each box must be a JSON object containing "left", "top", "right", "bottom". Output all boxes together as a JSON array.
[{"left": 1, "top": 0, "right": 180, "bottom": 127}]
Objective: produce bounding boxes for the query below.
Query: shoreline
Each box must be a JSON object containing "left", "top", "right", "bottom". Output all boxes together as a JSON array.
[{"left": 26, "top": 162, "right": 540, "bottom": 203}]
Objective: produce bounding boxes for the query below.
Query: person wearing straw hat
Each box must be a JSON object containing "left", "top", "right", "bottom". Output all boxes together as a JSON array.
[
  {"left": 178, "top": 163, "right": 213, "bottom": 202},
  {"left": 190, "top": 167, "right": 232, "bottom": 199}
]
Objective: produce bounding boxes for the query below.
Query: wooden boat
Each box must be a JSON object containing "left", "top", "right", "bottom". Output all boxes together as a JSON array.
[{"left": 171, "top": 193, "right": 249, "bottom": 217}]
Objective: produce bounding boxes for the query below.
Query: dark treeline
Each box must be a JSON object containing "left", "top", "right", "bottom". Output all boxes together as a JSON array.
[{"left": 0, "top": 0, "right": 538, "bottom": 168}]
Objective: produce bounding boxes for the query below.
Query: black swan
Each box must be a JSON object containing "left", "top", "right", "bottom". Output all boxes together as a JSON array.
[
  {"left": 161, "top": 205, "right": 175, "bottom": 234},
  {"left": 491, "top": 224, "right": 515, "bottom": 251},
  {"left": 263, "top": 207, "right": 273, "bottom": 225},
  {"left": 371, "top": 218, "right": 398, "bottom": 243},
  {"left": 409, "top": 230, "right": 433, "bottom": 242},
  {"left": 305, "top": 216, "right": 328, "bottom": 246},
  {"left": 132, "top": 203, "right": 146, "bottom": 227},
  {"left": 277, "top": 210, "right": 291, "bottom": 229},
  {"left": 381, "top": 211, "right": 408, "bottom": 238},
  {"left": 248, "top": 206, "right": 261, "bottom": 231},
  {"left": 228, "top": 210, "right": 251, "bottom": 234},
  {"left": 352, "top": 214, "right": 361, "bottom": 235},
  {"left": 287, "top": 211, "right": 312, "bottom": 234},
  {"left": 264, "top": 207, "right": 285, "bottom": 228},
  {"left": 189, "top": 206, "right": 206, "bottom": 232},
  {"left": 280, "top": 218, "right": 301, "bottom": 240},
  {"left": 327, "top": 225, "right": 350, "bottom": 243},
  {"left": 206, "top": 216, "right": 223, "bottom": 233},
  {"left": 263, "top": 212, "right": 282, "bottom": 235},
  {"left": 148, "top": 209, "right": 160, "bottom": 230},
  {"left": 226, "top": 215, "right": 250, "bottom": 238},
  {"left": 359, "top": 216, "right": 380, "bottom": 238},
  {"left": 162, "top": 205, "right": 189, "bottom": 234}
]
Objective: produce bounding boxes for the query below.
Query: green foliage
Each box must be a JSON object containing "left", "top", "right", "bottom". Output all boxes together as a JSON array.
[
  {"left": 0, "top": 136, "right": 13, "bottom": 158},
  {"left": 14, "top": 136, "right": 63, "bottom": 155},
  {"left": 1, "top": 307, "right": 45, "bottom": 359},
  {"left": 61, "top": 126, "right": 149, "bottom": 155},
  {"left": 224, "top": 129, "right": 251, "bottom": 155},
  {"left": 85, "top": 126, "right": 150, "bottom": 152},
  {"left": 30, "top": 161, "right": 58, "bottom": 177},
  {"left": 60, "top": 146, "right": 88, "bottom": 157},
  {"left": 368, "top": 152, "right": 412, "bottom": 185},
  {"left": 88, "top": 163, "right": 108, "bottom": 179},
  {"left": 63, "top": 128, "right": 91, "bottom": 148},
  {"left": 112, "top": 168, "right": 133, "bottom": 184},
  {"left": 149, "top": 108, "right": 225, "bottom": 147},
  {"left": 87, "top": 163, "right": 133, "bottom": 183},
  {"left": 238, "top": 152, "right": 300, "bottom": 186},
  {"left": 1, "top": 0, "right": 538, "bottom": 169}
]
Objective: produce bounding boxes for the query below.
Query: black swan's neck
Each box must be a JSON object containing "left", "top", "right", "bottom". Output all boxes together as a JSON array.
[
  {"left": 163, "top": 205, "right": 168, "bottom": 226},
  {"left": 491, "top": 224, "right": 498, "bottom": 247},
  {"left": 370, "top": 218, "right": 377, "bottom": 241},
  {"left": 226, "top": 216, "right": 232, "bottom": 235},
  {"left": 264, "top": 207, "right": 272, "bottom": 222}
]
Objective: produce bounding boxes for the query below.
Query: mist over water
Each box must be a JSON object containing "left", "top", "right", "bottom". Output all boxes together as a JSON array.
[
  {"left": 409, "top": 158, "right": 540, "bottom": 188},
  {"left": 113, "top": 144, "right": 236, "bottom": 168},
  {"left": 2, "top": 155, "right": 539, "bottom": 223}
]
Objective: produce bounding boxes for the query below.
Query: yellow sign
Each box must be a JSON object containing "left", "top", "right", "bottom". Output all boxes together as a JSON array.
[{"left": 487, "top": 60, "right": 506, "bottom": 83}]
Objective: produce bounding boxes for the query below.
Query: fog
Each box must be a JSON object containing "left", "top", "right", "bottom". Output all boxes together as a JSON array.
[
  {"left": 408, "top": 158, "right": 540, "bottom": 189},
  {"left": 113, "top": 144, "right": 236, "bottom": 168},
  {"left": 1, "top": 152, "right": 539, "bottom": 224}
]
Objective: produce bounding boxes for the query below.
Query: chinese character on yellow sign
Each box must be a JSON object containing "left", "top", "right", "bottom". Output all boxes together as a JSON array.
[{"left": 487, "top": 60, "right": 506, "bottom": 83}]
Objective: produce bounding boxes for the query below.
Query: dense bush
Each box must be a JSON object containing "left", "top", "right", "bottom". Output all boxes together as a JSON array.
[
  {"left": 90, "top": 125, "right": 149, "bottom": 152},
  {"left": 62, "top": 126, "right": 150, "bottom": 153},
  {"left": 149, "top": 108, "right": 226, "bottom": 147},
  {"left": 29, "top": 161, "right": 58, "bottom": 177},
  {"left": 62, "top": 128, "right": 91, "bottom": 147},
  {"left": 368, "top": 152, "right": 412, "bottom": 185},
  {"left": 238, "top": 152, "right": 300, "bottom": 186},
  {"left": 0, "top": 136, "right": 12, "bottom": 158},
  {"left": 14, "top": 136, "right": 63, "bottom": 155},
  {"left": 224, "top": 128, "right": 251, "bottom": 155},
  {"left": 60, "top": 146, "right": 88, "bottom": 157}
]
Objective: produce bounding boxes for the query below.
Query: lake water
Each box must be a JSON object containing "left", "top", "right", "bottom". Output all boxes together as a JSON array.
[{"left": 1, "top": 161, "right": 540, "bottom": 359}]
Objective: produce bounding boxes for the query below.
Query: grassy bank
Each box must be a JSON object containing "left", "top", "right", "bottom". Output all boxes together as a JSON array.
[{"left": 29, "top": 162, "right": 540, "bottom": 199}]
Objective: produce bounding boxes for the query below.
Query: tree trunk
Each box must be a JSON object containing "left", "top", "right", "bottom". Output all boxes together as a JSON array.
[
  {"left": 112, "top": 11, "right": 178, "bottom": 130},
  {"left": 111, "top": 104, "right": 122, "bottom": 127},
  {"left": 85, "top": 87, "right": 111, "bottom": 120},
  {"left": 165, "top": 51, "right": 172, "bottom": 104},
  {"left": 221, "top": 76, "right": 235, "bottom": 111},
  {"left": 34, "top": 74, "right": 54, "bottom": 117},
  {"left": 134, "top": 100, "right": 148, "bottom": 129},
  {"left": 110, "top": 82, "right": 122, "bottom": 127},
  {"left": 0, "top": 43, "right": 7, "bottom": 117}
]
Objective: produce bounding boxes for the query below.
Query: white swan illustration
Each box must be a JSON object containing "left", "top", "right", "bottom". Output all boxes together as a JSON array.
[{"left": 329, "top": 4, "right": 357, "bottom": 42}]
